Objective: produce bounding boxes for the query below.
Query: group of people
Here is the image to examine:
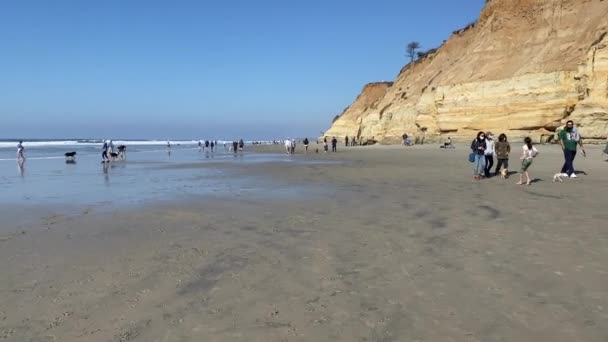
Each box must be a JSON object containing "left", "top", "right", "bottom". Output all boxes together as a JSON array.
[
  {"left": 101, "top": 140, "right": 127, "bottom": 163},
  {"left": 470, "top": 120, "right": 586, "bottom": 185},
  {"left": 283, "top": 137, "right": 342, "bottom": 154},
  {"left": 323, "top": 137, "right": 338, "bottom": 152},
  {"left": 229, "top": 139, "right": 245, "bottom": 153},
  {"left": 344, "top": 136, "right": 359, "bottom": 146},
  {"left": 197, "top": 140, "right": 217, "bottom": 152}
]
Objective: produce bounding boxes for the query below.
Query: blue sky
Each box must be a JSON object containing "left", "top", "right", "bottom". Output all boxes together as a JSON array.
[{"left": 0, "top": 0, "right": 485, "bottom": 139}]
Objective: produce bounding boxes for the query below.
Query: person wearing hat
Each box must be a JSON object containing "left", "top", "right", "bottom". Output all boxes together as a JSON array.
[{"left": 484, "top": 132, "right": 495, "bottom": 178}]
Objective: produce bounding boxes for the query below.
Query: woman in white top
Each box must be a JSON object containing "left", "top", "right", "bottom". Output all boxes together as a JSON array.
[
  {"left": 484, "top": 132, "right": 495, "bottom": 177},
  {"left": 517, "top": 137, "right": 538, "bottom": 186}
]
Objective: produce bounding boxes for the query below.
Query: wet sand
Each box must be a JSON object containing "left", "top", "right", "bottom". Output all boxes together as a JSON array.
[{"left": 1, "top": 144, "right": 608, "bottom": 341}]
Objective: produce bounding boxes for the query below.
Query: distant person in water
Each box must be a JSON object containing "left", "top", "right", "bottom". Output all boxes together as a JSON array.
[
  {"left": 232, "top": 141, "right": 238, "bottom": 153},
  {"left": 205, "top": 140, "right": 210, "bottom": 151},
  {"left": 331, "top": 137, "right": 338, "bottom": 152},
  {"left": 303, "top": 138, "right": 309, "bottom": 153},
  {"left": 198, "top": 141, "right": 202, "bottom": 152},
  {"left": 167, "top": 140, "right": 171, "bottom": 150},
  {"left": 102, "top": 140, "right": 110, "bottom": 163},
  {"left": 210, "top": 141, "right": 215, "bottom": 152},
  {"left": 16, "top": 141, "right": 25, "bottom": 161},
  {"left": 239, "top": 139, "right": 245, "bottom": 152}
]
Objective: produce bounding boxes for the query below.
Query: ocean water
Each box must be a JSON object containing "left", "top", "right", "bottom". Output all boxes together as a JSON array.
[{"left": 0, "top": 140, "right": 316, "bottom": 209}]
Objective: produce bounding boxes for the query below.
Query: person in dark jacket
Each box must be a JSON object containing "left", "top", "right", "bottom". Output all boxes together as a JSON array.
[
  {"left": 470, "top": 131, "right": 487, "bottom": 180},
  {"left": 494, "top": 133, "right": 511, "bottom": 178},
  {"left": 331, "top": 137, "right": 338, "bottom": 152}
]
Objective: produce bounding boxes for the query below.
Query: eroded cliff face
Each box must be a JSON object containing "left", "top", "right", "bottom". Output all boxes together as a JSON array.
[
  {"left": 325, "top": 0, "right": 608, "bottom": 143},
  {"left": 328, "top": 82, "right": 392, "bottom": 138}
]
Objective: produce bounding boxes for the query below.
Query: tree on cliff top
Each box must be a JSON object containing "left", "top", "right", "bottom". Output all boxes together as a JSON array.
[{"left": 406, "top": 41, "right": 421, "bottom": 62}]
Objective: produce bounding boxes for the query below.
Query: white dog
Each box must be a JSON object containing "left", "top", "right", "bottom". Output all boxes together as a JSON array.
[{"left": 552, "top": 173, "right": 564, "bottom": 182}]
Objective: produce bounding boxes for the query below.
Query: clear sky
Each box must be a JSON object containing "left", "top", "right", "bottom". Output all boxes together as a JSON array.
[{"left": 0, "top": 0, "right": 485, "bottom": 140}]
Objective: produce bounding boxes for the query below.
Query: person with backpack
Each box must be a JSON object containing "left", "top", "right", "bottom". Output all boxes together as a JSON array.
[{"left": 303, "top": 138, "right": 309, "bottom": 153}]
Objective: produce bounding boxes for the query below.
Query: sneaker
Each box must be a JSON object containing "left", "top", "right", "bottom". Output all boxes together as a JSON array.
[
  {"left": 570, "top": 173, "right": 578, "bottom": 178},
  {"left": 561, "top": 173, "right": 569, "bottom": 177}
]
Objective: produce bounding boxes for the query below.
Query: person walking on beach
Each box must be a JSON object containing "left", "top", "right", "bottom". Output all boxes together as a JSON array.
[
  {"left": 285, "top": 139, "right": 292, "bottom": 154},
  {"left": 16, "top": 141, "right": 25, "bottom": 161},
  {"left": 303, "top": 138, "right": 309, "bottom": 153},
  {"left": 323, "top": 137, "right": 328, "bottom": 153},
  {"left": 167, "top": 140, "right": 171, "bottom": 150},
  {"left": 210, "top": 141, "right": 215, "bottom": 152},
  {"left": 290, "top": 139, "right": 296, "bottom": 154},
  {"left": 470, "top": 132, "right": 487, "bottom": 180},
  {"left": 101, "top": 140, "right": 110, "bottom": 163},
  {"left": 109, "top": 140, "right": 115, "bottom": 154},
  {"left": 345, "top": 136, "right": 349, "bottom": 147},
  {"left": 558, "top": 120, "right": 586, "bottom": 178},
  {"left": 198, "top": 141, "right": 202, "bottom": 152},
  {"left": 239, "top": 139, "right": 244, "bottom": 152},
  {"left": 494, "top": 133, "right": 511, "bottom": 178},
  {"left": 517, "top": 137, "right": 538, "bottom": 185},
  {"left": 331, "top": 137, "right": 338, "bottom": 152},
  {"left": 484, "top": 132, "right": 495, "bottom": 178}
]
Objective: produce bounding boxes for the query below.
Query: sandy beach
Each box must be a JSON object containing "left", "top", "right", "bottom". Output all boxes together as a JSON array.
[{"left": 1, "top": 144, "right": 608, "bottom": 341}]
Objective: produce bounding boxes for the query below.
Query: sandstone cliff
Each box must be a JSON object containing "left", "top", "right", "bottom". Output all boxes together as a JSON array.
[{"left": 325, "top": 0, "right": 608, "bottom": 143}]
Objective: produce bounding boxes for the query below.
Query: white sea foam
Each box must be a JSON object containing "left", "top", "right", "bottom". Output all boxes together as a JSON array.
[
  {"left": 0, "top": 139, "right": 276, "bottom": 149},
  {"left": 0, "top": 140, "right": 201, "bottom": 148}
]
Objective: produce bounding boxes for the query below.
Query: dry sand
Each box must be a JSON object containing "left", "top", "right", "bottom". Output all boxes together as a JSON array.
[{"left": 1, "top": 143, "right": 608, "bottom": 341}]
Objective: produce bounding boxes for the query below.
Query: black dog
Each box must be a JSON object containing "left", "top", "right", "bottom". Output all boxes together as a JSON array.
[
  {"left": 117, "top": 145, "right": 127, "bottom": 160},
  {"left": 110, "top": 152, "right": 119, "bottom": 160},
  {"left": 64, "top": 151, "right": 77, "bottom": 160}
]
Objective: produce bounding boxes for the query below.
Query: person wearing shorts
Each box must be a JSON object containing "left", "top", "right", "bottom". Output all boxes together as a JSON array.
[{"left": 517, "top": 137, "right": 538, "bottom": 185}]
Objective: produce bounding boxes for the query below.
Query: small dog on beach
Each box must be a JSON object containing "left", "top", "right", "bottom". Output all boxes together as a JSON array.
[
  {"left": 552, "top": 173, "right": 564, "bottom": 183},
  {"left": 64, "top": 151, "right": 77, "bottom": 161},
  {"left": 500, "top": 169, "right": 508, "bottom": 179},
  {"left": 110, "top": 152, "right": 120, "bottom": 160}
]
